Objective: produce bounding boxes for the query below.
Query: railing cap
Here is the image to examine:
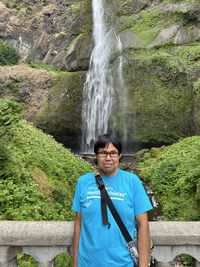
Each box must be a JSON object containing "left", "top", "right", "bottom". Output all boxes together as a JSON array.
[
  {"left": 150, "top": 221, "right": 200, "bottom": 245},
  {"left": 0, "top": 221, "right": 73, "bottom": 246},
  {"left": 0, "top": 221, "right": 199, "bottom": 246}
]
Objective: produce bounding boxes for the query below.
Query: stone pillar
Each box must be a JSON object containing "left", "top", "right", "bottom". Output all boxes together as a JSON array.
[
  {"left": 7, "top": 258, "right": 18, "bottom": 267},
  {"left": 0, "top": 246, "right": 21, "bottom": 267},
  {"left": 195, "top": 261, "right": 200, "bottom": 267}
]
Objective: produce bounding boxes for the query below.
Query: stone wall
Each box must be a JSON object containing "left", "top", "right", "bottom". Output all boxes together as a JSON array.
[{"left": 0, "top": 221, "right": 199, "bottom": 266}]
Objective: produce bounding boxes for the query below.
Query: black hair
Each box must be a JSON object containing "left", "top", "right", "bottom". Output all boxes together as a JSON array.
[{"left": 94, "top": 134, "right": 122, "bottom": 154}]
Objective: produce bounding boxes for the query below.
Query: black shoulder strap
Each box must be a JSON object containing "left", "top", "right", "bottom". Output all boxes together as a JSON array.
[
  {"left": 95, "top": 175, "right": 110, "bottom": 226},
  {"left": 95, "top": 174, "right": 132, "bottom": 243}
]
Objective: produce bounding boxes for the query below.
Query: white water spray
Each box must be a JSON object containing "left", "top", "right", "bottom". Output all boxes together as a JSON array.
[
  {"left": 82, "top": 0, "right": 114, "bottom": 152},
  {"left": 82, "top": 0, "right": 126, "bottom": 152}
]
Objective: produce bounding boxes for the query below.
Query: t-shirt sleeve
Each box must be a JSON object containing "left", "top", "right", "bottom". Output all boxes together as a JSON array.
[
  {"left": 133, "top": 175, "right": 153, "bottom": 216},
  {"left": 72, "top": 179, "right": 82, "bottom": 213}
]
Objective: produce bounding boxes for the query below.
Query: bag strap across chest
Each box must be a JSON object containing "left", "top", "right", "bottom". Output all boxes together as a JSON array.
[{"left": 95, "top": 173, "right": 139, "bottom": 267}]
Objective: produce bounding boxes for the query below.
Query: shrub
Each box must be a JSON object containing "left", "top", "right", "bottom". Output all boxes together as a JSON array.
[
  {"left": 138, "top": 136, "right": 200, "bottom": 221},
  {"left": 0, "top": 40, "right": 20, "bottom": 65},
  {"left": 0, "top": 98, "right": 92, "bottom": 220},
  {"left": 4, "top": 0, "right": 21, "bottom": 9},
  {"left": 0, "top": 97, "right": 21, "bottom": 173}
]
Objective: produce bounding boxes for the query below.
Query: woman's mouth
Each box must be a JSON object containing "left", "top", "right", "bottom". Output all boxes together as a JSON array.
[{"left": 104, "top": 164, "right": 112, "bottom": 167}]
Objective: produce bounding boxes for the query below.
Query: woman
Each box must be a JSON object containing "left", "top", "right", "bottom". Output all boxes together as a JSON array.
[{"left": 72, "top": 134, "right": 153, "bottom": 267}]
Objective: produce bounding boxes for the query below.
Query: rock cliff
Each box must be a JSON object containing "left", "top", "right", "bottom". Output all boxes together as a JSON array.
[{"left": 1, "top": 0, "right": 200, "bottom": 151}]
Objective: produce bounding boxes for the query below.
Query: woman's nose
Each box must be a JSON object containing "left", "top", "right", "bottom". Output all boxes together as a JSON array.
[{"left": 105, "top": 154, "right": 112, "bottom": 160}]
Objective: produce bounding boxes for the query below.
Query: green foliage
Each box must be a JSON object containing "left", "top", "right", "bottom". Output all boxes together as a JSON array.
[
  {"left": 0, "top": 97, "right": 21, "bottom": 171},
  {"left": 55, "top": 253, "right": 72, "bottom": 267},
  {"left": 0, "top": 98, "right": 92, "bottom": 221},
  {"left": 173, "top": 44, "right": 200, "bottom": 72},
  {"left": 0, "top": 40, "right": 20, "bottom": 65},
  {"left": 71, "top": 2, "right": 81, "bottom": 15},
  {"left": 130, "top": 7, "right": 182, "bottom": 45},
  {"left": 119, "top": 3, "right": 197, "bottom": 46},
  {"left": 3, "top": 0, "right": 35, "bottom": 13},
  {"left": 0, "top": 98, "right": 88, "bottom": 267},
  {"left": 3, "top": 0, "right": 21, "bottom": 9},
  {"left": 179, "top": 254, "right": 195, "bottom": 267},
  {"left": 17, "top": 254, "right": 37, "bottom": 267},
  {"left": 7, "top": 81, "right": 21, "bottom": 92},
  {"left": 0, "top": 97, "right": 21, "bottom": 129},
  {"left": 17, "top": 253, "right": 72, "bottom": 267},
  {"left": 138, "top": 136, "right": 200, "bottom": 220},
  {"left": 27, "top": 61, "right": 65, "bottom": 74}
]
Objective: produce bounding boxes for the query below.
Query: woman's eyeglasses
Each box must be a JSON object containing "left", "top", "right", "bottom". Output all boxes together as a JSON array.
[{"left": 97, "top": 151, "right": 119, "bottom": 158}]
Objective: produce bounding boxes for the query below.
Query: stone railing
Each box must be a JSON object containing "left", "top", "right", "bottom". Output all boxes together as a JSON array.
[{"left": 0, "top": 221, "right": 199, "bottom": 267}]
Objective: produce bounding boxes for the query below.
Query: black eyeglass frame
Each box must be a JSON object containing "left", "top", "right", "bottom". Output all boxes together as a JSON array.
[{"left": 97, "top": 151, "right": 120, "bottom": 158}]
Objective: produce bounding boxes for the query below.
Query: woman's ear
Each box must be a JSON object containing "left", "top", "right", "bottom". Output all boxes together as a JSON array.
[{"left": 93, "top": 158, "right": 98, "bottom": 165}]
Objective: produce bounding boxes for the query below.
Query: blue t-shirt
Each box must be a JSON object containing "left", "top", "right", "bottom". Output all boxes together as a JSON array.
[{"left": 72, "top": 169, "right": 153, "bottom": 267}]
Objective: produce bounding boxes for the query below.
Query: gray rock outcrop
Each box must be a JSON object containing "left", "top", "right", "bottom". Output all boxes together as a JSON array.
[{"left": 0, "top": 1, "right": 92, "bottom": 69}]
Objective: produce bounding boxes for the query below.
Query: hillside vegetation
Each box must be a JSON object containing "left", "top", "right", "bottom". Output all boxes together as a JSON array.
[
  {"left": 0, "top": 97, "right": 91, "bottom": 221},
  {"left": 138, "top": 136, "right": 200, "bottom": 221}
]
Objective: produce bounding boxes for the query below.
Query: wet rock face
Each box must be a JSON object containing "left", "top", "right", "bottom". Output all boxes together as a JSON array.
[
  {"left": 108, "top": 0, "right": 200, "bottom": 148},
  {"left": 64, "top": 33, "right": 94, "bottom": 71},
  {"left": 32, "top": 70, "right": 85, "bottom": 151},
  {"left": 122, "top": 51, "right": 194, "bottom": 145}
]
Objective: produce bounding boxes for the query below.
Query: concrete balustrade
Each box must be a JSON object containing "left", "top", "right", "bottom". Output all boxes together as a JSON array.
[
  {"left": 0, "top": 221, "right": 199, "bottom": 266},
  {"left": 150, "top": 222, "right": 200, "bottom": 267}
]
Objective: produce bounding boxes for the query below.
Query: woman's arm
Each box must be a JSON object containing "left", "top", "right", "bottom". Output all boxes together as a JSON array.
[
  {"left": 73, "top": 212, "right": 82, "bottom": 267},
  {"left": 136, "top": 212, "right": 151, "bottom": 267}
]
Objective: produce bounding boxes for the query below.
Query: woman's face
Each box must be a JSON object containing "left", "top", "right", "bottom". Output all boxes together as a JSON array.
[{"left": 96, "top": 143, "right": 121, "bottom": 176}]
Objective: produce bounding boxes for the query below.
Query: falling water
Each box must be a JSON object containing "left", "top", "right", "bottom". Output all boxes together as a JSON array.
[
  {"left": 82, "top": 0, "right": 114, "bottom": 152},
  {"left": 82, "top": 0, "right": 126, "bottom": 152}
]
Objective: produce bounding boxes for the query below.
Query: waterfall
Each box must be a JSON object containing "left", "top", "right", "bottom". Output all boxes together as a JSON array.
[{"left": 81, "top": 0, "right": 125, "bottom": 153}]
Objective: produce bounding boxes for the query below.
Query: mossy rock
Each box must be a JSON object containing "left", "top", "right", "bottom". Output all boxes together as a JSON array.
[
  {"left": 118, "top": 2, "right": 200, "bottom": 47},
  {"left": 114, "top": 0, "right": 150, "bottom": 16},
  {"left": 64, "top": 32, "right": 93, "bottom": 71},
  {"left": 112, "top": 48, "right": 194, "bottom": 146},
  {"left": 34, "top": 71, "right": 85, "bottom": 151},
  {"left": 172, "top": 44, "right": 200, "bottom": 72}
]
